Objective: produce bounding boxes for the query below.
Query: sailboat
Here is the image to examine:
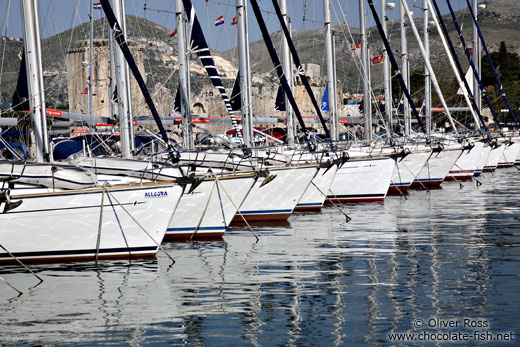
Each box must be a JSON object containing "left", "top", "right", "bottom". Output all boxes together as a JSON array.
[{"left": 0, "top": 0, "right": 186, "bottom": 264}]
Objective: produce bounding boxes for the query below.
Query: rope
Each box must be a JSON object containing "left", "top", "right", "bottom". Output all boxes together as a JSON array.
[
  {"left": 0, "top": 244, "right": 43, "bottom": 283},
  {"left": 95, "top": 185, "right": 106, "bottom": 264},
  {"left": 0, "top": 275, "right": 22, "bottom": 295},
  {"left": 190, "top": 177, "right": 217, "bottom": 241},
  {"left": 101, "top": 185, "right": 176, "bottom": 264},
  {"left": 214, "top": 175, "right": 259, "bottom": 241},
  {"left": 310, "top": 180, "right": 351, "bottom": 222}
]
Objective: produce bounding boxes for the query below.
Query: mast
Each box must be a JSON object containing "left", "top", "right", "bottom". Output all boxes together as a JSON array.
[
  {"left": 423, "top": 0, "right": 431, "bottom": 134},
  {"left": 426, "top": 0, "right": 483, "bottom": 132},
  {"left": 471, "top": 0, "right": 481, "bottom": 114},
  {"left": 20, "top": 0, "right": 49, "bottom": 162},
  {"left": 120, "top": 0, "right": 135, "bottom": 152},
  {"left": 324, "top": 0, "right": 338, "bottom": 141},
  {"left": 360, "top": 0, "right": 371, "bottom": 141},
  {"left": 465, "top": 0, "right": 518, "bottom": 128},
  {"left": 281, "top": 0, "right": 295, "bottom": 146},
  {"left": 237, "top": 0, "right": 253, "bottom": 147},
  {"left": 400, "top": 0, "right": 458, "bottom": 135},
  {"left": 89, "top": 0, "right": 94, "bottom": 127},
  {"left": 366, "top": 0, "right": 426, "bottom": 133},
  {"left": 400, "top": 0, "right": 410, "bottom": 135},
  {"left": 175, "top": 0, "right": 193, "bottom": 149},
  {"left": 382, "top": 0, "right": 392, "bottom": 135},
  {"left": 109, "top": 0, "right": 131, "bottom": 158}
]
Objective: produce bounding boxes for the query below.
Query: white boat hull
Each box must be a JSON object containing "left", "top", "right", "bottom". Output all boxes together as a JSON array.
[
  {"left": 0, "top": 183, "right": 182, "bottom": 264},
  {"left": 412, "top": 148, "right": 462, "bottom": 188},
  {"left": 389, "top": 151, "right": 431, "bottom": 193},
  {"left": 166, "top": 174, "right": 256, "bottom": 240},
  {"left": 498, "top": 141, "right": 520, "bottom": 168},
  {"left": 295, "top": 164, "right": 338, "bottom": 211},
  {"left": 484, "top": 144, "right": 505, "bottom": 172},
  {"left": 328, "top": 157, "right": 395, "bottom": 202},
  {"left": 446, "top": 142, "right": 484, "bottom": 180},
  {"left": 232, "top": 166, "right": 317, "bottom": 223}
]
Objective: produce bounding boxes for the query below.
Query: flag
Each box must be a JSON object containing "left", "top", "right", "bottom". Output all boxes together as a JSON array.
[
  {"left": 170, "top": 28, "right": 177, "bottom": 37},
  {"left": 371, "top": 54, "right": 384, "bottom": 64},
  {"left": 215, "top": 16, "right": 224, "bottom": 26},
  {"left": 81, "top": 87, "right": 88, "bottom": 95},
  {"left": 93, "top": 2, "right": 102, "bottom": 10},
  {"left": 350, "top": 40, "right": 361, "bottom": 51},
  {"left": 231, "top": 16, "right": 238, "bottom": 25},
  {"left": 320, "top": 85, "right": 329, "bottom": 112}
]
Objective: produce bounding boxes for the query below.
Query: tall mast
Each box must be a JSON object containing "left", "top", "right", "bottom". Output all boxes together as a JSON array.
[
  {"left": 324, "top": 0, "right": 338, "bottom": 141},
  {"left": 175, "top": 0, "right": 193, "bottom": 149},
  {"left": 382, "top": 0, "right": 392, "bottom": 135},
  {"left": 400, "top": 0, "right": 410, "bottom": 135},
  {"left": 109, "top": 0, "right": 131, "bottom": 158},
  {"left": 359, "top": 0, "right": 371, "bottom": 141},
  {"left": 120, "top": 0, "right": 134, "bottom": 152},
  {"left": 472, "top": 0, "right": 481, "bottom": 113},
  {"left": 400, "top": 0, "right": 458, "bottom": 135},
  {"left": 426, "top": 0, "right": 482, "bottom": 131},
  {"left": 237, "top": 0, "right": 253, "bottom": 147},
  {"left": 89, "top": 0, "right": 94, "bottom": 127},
  {"left": 281, "top": 0, "right": 295, "bottom": 146},
  {"left": 20, "top": 0, "right": 49, "bottom": 162},
  {"left": 423, "top": 0, "right": 431, "bottom": 134}
]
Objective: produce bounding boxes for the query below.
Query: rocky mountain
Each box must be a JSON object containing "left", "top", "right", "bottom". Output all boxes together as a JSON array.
[{"left": 1, "top": 0, "right": 519, "bottom": 111}]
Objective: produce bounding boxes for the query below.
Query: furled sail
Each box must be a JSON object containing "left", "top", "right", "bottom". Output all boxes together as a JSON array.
[
  {"left": 366, "top": 0, "right": 425, "bottom": 133},
  {"left": 181, "top": 0, "right": 242, "bottom": 141},
  {"left": 270, "top": 0, "right": 330, "bottom": 138},
  {"left": 249, "top": 0, "right": 309, "bottom": 135},
  {"left": 99, "top": 0, "right": 180, "bottom": 162},
  {"left": 11, "top": 50, "right": 30, "bottom": 111}
]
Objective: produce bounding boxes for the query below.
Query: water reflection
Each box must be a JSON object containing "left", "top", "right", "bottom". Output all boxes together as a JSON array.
[{"left": 0, "top": 169, "right": 519, "bottom": 345}]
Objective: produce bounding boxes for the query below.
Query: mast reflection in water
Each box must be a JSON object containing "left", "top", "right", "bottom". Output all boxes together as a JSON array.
[{"left": 1, "top": 168, "right": 519, "bottom": 345}]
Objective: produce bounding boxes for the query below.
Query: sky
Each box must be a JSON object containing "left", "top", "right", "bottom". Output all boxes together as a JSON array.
[{"left": 1, "top": 0, "right": 483, "bottom": 52}]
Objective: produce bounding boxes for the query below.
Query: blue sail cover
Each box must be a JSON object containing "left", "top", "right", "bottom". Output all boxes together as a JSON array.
[
  {"left": 275, "top": 86, "right": 286, "bottom": 112},
  {"left": 11, "top": 49, "right": 30, "bottom": 111},
  {"left": 320, "top": 85, "right": 329, "bottom": 112},
  {"left": 229, "top": 72, "right": 242, "bottom": 112}
]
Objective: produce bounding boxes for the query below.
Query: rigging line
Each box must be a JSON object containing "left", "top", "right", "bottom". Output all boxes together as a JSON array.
[{"left": 332, "top": 0, "right": 367, "bottom": 96}]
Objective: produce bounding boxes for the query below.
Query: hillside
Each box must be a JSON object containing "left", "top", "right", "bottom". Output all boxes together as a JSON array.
[{"left": 1, "top": 0, "right": 519, "bottom": 111}]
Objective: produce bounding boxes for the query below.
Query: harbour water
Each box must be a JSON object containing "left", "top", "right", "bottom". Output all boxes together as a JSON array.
[{"left": 1, "top": 168, "right": 519, "bottom": 345}]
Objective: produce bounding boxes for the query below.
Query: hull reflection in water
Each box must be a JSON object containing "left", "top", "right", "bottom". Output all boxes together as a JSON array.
[{"left": 0, "top": 169, "right": 519, "bottom": 345}]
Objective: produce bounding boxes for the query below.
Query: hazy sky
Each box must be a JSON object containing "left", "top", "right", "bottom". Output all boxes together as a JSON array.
[{"left": 1, "top": 0, "right": 482, "bottom": 52}]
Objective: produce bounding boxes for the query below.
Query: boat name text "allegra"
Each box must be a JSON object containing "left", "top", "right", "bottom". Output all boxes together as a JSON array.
[{"left": 144, "top": 191, "right": 168, "bottom": 198}]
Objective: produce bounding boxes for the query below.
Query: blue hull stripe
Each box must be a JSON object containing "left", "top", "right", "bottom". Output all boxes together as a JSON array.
[
  {"left": 413, "top": 178, "right": 443, "bottom": 182},
  {"left": 326, "top": 194, "right": 385, "bottom": 199},
  {"left": 167, "top": 226, "right": 226, "bottom": 232},
  {"left": 296, "top": 203, "right": 323, "bottom": 207},
  {"left": 0, "top": 246, "right": 157, "bottom": 259},
  {"left": 390, "top": 182, "right": 412, "bottom": 187},
  {"left": 239, "top": 209, "right": 292, "bottom": 215}
]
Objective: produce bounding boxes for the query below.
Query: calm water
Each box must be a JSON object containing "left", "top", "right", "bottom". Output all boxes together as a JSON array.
[{"left": 1, "top": 168, "right": 519, "bottom": 345}]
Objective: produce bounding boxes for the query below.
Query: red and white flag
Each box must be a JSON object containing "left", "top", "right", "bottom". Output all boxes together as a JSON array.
[
  {"left": 231, "top": 16, "right": 238, "bottom": 25},
  {"left": 215, "top": 16, "right": 224, "bottom": 26},
  {"left": 170, "top": 28, "right": 177, "bottom": 37},
  {"left": 371, "top": 54, "right": 384, "bottom": 65}
]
